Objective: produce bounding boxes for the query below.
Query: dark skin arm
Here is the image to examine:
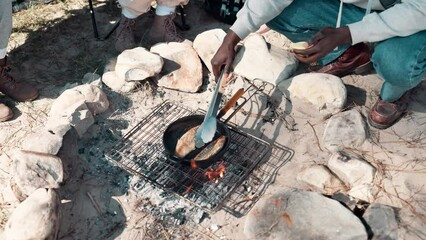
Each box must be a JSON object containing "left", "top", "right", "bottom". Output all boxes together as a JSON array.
[
  {"left": 211, "top": 30, "right": 241, "bottom": 79},
  {"left": 293, "top": 26, "right": 353, "bottom": 63},
  {"left": 211, "top": 26, "right": 352, "bottom": 77}
]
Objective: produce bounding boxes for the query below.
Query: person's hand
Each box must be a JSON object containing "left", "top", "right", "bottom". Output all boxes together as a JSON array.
[
  {"left": 293, "top": 26, "right": 352, "bottom": 63},
  {"left": 211, "top": 30, "right": 241, "bottom": 81}
]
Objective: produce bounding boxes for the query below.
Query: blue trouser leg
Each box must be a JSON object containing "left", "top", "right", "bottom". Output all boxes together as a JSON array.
[
  {"left": 0, "top": 0, "right": 13, "bottom": 55},
  {"left": 374, "top": 31, "right": 426, "bottom": 102},
  {"left": 266, "top": 0, "right": 365, "bottom": 65}
]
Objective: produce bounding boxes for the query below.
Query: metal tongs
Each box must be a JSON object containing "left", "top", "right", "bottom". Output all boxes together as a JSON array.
[{"left": 194, "top": 69, "right": 225, "bottom": 148}]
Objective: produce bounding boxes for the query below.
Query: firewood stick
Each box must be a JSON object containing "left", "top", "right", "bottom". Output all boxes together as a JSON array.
[{"left": 86, "top": 192, "right": 104, "bottom": 218}]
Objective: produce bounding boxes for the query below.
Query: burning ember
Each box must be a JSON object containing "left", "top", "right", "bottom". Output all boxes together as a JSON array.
[{"left": 204, "top": 163, "right": 226, "bottom": 183}]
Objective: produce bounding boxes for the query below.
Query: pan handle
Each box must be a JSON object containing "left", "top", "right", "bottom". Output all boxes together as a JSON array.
[
  {"left": 168, "top": 154, "right": 181, "bottom": 163},
  {"left": 216, "top": 88, "right": 244, "bottom": 120}
]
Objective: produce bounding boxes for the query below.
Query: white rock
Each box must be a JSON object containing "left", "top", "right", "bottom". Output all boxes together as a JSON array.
[
  {"left": 50, "top": 100, "right": 95, "bottom": 137},
  {"left": 11, "top": 150, "right": 63, "bottom": 197},
  {"left": 297, "top": 165, "right": 347, "bottom": 195},
  {"left": 151, "top": 42, "right": 203, "bottom": 93},
  {"left": 323, "top": 109, "right": 367, "bottom": 152},
  {"left": 102, "top": 71, "right": 137, "bottom": 92},
  {"left": 115, "top": 47, "right": 163, "bottom": 81},
  {"left": 244, "top": 188, "right": 368, "bottom": 240},
  {"left": 49, "top": 87, "right": 86, "bottom": 117},
  {"left": 72, "top": 84, "right": 109, "bottom": 115},
  {"left": 45, "top": 116, "right": 72, "bottom": 137},
  {"left": 22, "top": 129, "right": 63, "bottom": 155},
  {"left": 328, "top": 151, "right": 376, "bottom": 187},
  {"left": 348, "top": 184, "right": 377, "bottom": 202},
  {"left": 193, "top": 29, "right": 226, "bottom": 73},
  {"left": 2, "top": 188, "right": 60, "bottom": 240},
  {"left": 47, "top": 84, "right": 106, "bottom": 137},
  {"left": 233, "top": 34, "right": 298, "bottom": 85},
  {"left": 279, "top": 73, "right": 347, "bottom": 115},
  {"left": 50, "top": 84, "right": 109, "bottom": 116}
]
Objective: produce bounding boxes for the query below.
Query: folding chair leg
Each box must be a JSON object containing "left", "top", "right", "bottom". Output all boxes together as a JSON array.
[
  {"left": 88, "top": 0, "right": 100, "bottom": 39},
  {"left": 88, "top": 0, "right": 120, "bottom": 40},
  {"left": 175, "top": 5, "right": 190, "bottom": 31}
]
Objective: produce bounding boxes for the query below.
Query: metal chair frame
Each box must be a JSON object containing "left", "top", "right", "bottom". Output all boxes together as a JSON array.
[{"left": 88, "top": 0, "right": 120, "bottom": 40}]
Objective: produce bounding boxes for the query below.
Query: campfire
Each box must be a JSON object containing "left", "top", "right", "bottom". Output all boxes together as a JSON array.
[
  {"left": 204, "top": 162, "right": 226, "bottom": 183},
  {"left": 105, "top": 99, "right": 293, "bottom": 216}
]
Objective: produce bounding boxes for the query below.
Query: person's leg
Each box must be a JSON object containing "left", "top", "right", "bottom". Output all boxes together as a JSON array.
[
  {"left": 119, "top": 0, "right": 152, "bottom": 19},
  {"left": 149, "top": 0, "right": 190, "bottom": 44},
  {"left": 115, "top": 0, "right": 152, "bottom": 52},
  {"left": 373, "top": 31, "right": 426, "bottom": 102},
  {"left": 368, "top": 30, "right": 426, "bottom": 128},
  {"left": 0, "top": 0, "right": 13, "bottom": 60},
  {"left": 0, "top": 2, "right": 13, "bottom": 121},
  {"left": 0, "top": 1, "right": 38, "bottom": 102}
]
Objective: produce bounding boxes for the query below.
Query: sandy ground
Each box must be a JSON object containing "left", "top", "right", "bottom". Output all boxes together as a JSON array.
[{"left": 1, "top": 0, "right": 426, "bottom": 239}]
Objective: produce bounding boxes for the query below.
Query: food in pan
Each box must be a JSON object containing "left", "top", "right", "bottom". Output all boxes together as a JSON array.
[
  {"left": 175, "top": 126, "right": 199, "bottom": 158},
  {"left": 194, "top": 136, "right": 226, "bottom": 161}
]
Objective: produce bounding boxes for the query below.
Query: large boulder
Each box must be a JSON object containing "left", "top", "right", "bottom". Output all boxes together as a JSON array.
[
  {"left": 22, "top": 129, "right": 63, "bottom": 155},
  {"left": 115, "top": 47, "right": 163, "bottom": 81},
  {"left": 49, "top": 84, "right": 109, "bottom": 116},
  {"left": 11, "top": 150, "right": 63, "bottom": 197},
  {"left": 363, "top": 203, "right": 398, "bottom": 240},
  {"left": 1, "top": 188, "right": 60, "bottom": 240},
  {"left": 233, "top": 34, "right": 298, "bottom": 85},
  {"left": 323, "top": 109, "right": 367, "bottom": 152},
  {"left": 297, "top": 165, "right": 347, "bottom": 195},
  {"left": 328, "top": 151, "right": 376, "bottom": 187},
  {"left": 328, "top": 151, "right": 377, "bottom": 202},
  {"left": 151, "top": 42, "right": 203, "bottom": 92},
  {"left": 279, "top": 73, "right": 347, "bottom": 115},
  {"left": 47, "top": 84, "right": 107, "bottom": 137},
  {"left": 193, "top": 29, "right": 226, "bottom": 73},
  {"left": 244, "top": 188, "right": 368, "bottom": 240},
  {"left": 102, "top": 70, "right": 137, "bottom": 92}
]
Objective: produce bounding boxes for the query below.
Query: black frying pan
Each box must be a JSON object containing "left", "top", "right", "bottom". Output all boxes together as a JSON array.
[{"left": 163, "top": 88, "right": 244, "bottom": 168}]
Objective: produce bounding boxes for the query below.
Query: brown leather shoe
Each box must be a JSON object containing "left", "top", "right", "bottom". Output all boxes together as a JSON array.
[
  {"left": 368, "top": 97, "right": 408, "bottom": 129},
  {"left": 0, "top": 57, "right": 39, "bottom": 102},
  {"left": 311, "top": 43, "right": 373, "bottom": 77},
  {"left": 115, "top": 15, "right": 137, "bottom": 53},
  {"left": 148, "top": 13, "right": 192, "bottom": 46},
  {"left": 0, "top": 103, "right": 13, "bottom": 122}
]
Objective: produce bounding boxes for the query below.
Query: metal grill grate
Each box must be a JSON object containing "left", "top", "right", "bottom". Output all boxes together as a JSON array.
[{"left": 105, "top": 101, "right": 294, "bottom": 216}]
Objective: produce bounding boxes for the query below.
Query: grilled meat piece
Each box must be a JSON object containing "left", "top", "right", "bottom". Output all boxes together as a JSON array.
[
  {"left": 175, "top": 126, "right": 199, "bottom": 158},
  {"left": 194, "top": 136, "right": 226, "bottom": 161}
]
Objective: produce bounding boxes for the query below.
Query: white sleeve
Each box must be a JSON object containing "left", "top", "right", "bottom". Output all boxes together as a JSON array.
[
  {"left": 230, "top": 0, "right": 294, "bottom": 39},
  {"left": 348, "top": 0, "right": 426, "bottom": 44}
]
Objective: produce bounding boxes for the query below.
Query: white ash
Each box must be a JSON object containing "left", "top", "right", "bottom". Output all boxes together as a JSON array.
[{"left": 129, "top": 176, "right": 208, "bottom": 226}]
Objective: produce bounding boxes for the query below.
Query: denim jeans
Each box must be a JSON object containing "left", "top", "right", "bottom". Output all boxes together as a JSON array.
[
  {"left": 0, "top": 0, "right": 13, "bottom": 58},
  {"left": 266, "top": 0, "right": 426, "bottom": 102}
]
